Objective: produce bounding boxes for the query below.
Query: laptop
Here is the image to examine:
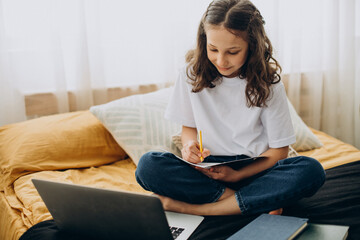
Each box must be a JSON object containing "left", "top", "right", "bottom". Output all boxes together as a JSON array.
[{"left": 32, "top": 179, "right": 204, "bottom": 240}]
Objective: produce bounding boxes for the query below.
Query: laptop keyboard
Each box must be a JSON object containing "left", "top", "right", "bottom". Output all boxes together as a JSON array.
[{"left": 170, "top": 226, "right": 185, "bottom": 239}]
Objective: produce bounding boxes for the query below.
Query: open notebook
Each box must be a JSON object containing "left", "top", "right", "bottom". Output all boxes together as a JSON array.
[{"left": 173, "top": 154, "right": 265, "bottom": 169}]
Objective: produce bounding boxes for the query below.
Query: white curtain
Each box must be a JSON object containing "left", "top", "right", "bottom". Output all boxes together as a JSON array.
[
  {"left": 1, "top": 0, "right": 359, "bottom": 149},
  {"left": 0, "top": 0, "right": 212, "bottom": 120},
  {"left": 253, "top": 0, "right": 360, "bottom": 149},
  {"left": 0, "top": 0, "right": 27, "bottom": 124}
]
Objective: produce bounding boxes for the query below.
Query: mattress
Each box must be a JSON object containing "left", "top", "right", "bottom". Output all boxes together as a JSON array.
[{"left": 0, "top": 128, "right": 359, "bottom": 240}]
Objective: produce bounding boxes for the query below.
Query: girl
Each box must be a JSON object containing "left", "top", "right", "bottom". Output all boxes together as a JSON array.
[{"left": 135, "top": 0, "right": 325, "bottom": 216}]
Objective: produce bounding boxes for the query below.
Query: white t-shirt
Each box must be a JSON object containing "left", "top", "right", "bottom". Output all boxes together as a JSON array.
[{"left": 164, "top": 67, "right": 296, "bottom": 157}]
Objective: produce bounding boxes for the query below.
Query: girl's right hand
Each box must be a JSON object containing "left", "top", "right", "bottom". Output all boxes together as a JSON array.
[{"left": 181, "top": 140, "right": 210, "bottom": 163}]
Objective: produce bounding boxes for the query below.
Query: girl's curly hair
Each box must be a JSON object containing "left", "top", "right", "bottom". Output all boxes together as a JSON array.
[{"left": 186, "top": 0, "right": 281, "bottom": 107}]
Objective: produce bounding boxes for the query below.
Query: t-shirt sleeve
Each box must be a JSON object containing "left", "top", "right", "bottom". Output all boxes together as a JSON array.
[
  {"left": 164, "top": 67, "right": 196, "bottom": 128},
  {"left": 261, "top": 82, "right": 296, "bottom": 148}
]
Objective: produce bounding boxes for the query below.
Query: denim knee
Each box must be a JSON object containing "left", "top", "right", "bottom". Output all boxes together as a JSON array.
[
  {"left": 286, "top": 156, "right": 325, "bottom": 197},
  {"left": 135, "top": 151, "right": 162, "bottom": 191},
  {"left": 300, "top": 156, "right": 326, "bottom": 195},
  {"left": 135, "top": 151, "right": 226, "bottom": 203},
  {"left": 233, "top": 156, "right": 326, "bottom": 215}
]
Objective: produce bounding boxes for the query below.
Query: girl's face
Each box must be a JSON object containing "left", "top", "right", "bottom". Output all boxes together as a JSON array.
[{"left": 205, "top": 25, "right": 249, "bottom": 78}]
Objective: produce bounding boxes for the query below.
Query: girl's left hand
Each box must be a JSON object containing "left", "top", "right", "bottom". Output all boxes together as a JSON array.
[{"left": 195, "top": 165, "right": 240, "bottom": 182}]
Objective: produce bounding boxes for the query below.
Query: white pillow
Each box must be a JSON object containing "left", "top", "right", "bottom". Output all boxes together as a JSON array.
[
  {"left": 90, "top": 88, "right": 181, "bottom": 165},
  {"left": 90, "top": 87, "right": 321, "bottom": 166},
  {"left": 287, "top": 99, "right": 323, "bottom": 151}
]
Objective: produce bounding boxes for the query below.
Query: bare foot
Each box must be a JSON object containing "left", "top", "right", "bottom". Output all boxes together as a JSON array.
[
  {"left": 268, "top": 208, "right": 283, "bottom": 215},
  {"left": 156, "top": 194, "right": 188, "bottom": 213}
]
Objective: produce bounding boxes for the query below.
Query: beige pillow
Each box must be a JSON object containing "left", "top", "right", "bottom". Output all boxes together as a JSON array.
[
  {"left": 90, "top": 88, "right": 182, "bottom": 166},
  {"left": 0, "top": 111, "right": 126, "bottom": 190}
]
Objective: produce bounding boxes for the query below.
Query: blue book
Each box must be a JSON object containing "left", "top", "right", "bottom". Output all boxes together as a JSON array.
[{"left": 227, "top": 214, "right": 308, "bottom": 240}]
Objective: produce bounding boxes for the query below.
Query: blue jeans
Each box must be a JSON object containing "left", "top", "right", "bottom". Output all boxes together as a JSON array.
[{"left": 135, "top": 152, "right": 325, "bottom": 215}]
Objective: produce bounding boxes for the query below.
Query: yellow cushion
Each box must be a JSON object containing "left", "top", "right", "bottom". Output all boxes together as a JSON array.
[{"left": 0, "top": 111, "right": 126, "bottom": 190}]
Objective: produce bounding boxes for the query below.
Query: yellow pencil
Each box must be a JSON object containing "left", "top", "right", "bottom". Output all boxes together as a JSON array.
[{"left": 199, "top": 130, "right": 204, "bottom": 162}]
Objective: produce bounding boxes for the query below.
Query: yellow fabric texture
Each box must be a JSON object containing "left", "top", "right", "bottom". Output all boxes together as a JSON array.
[
  {"left": 2, "top": 159, "right": 145, "bottom": 240},
  {"left": 0, "top": 191, "right": 28, "bottom": 240},
  {"left": 300, "top": 128, "right": 360, "bottom": 170},
  {"left": 0, "top": 111, "right": 126, "bottom": 191}
]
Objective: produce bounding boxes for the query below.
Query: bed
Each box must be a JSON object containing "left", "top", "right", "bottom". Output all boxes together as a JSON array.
[{"left": 0, "top": 87, "right": 359, "bottom": 240}]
